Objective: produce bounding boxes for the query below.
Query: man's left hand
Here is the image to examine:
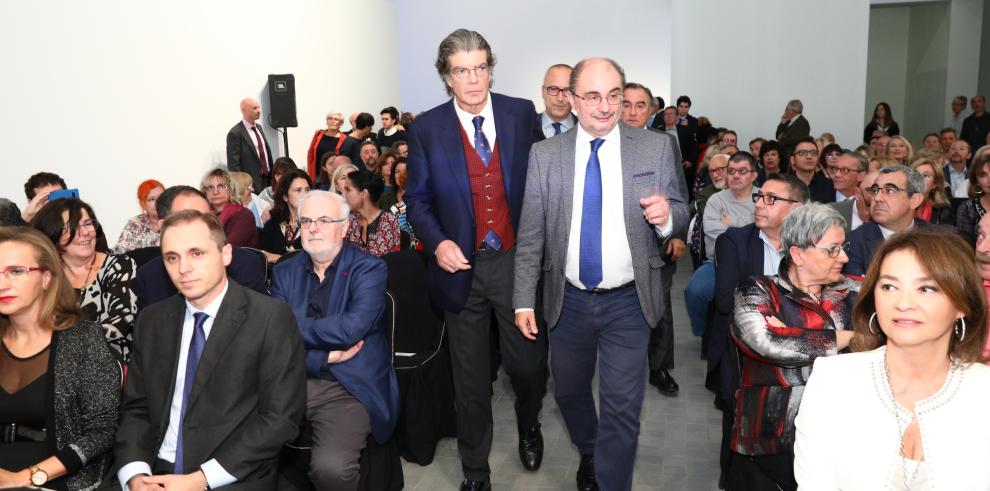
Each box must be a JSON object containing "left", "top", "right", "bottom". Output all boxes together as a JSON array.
[
  {"left": 640, "top": 195, "right": 670, "bottom": 228},
  {"left": 666, "top": 238, "right": 686, "bottom": 261},
  {"left": 144, "top": 471, "right": 208, "bottom": 491},
  {"left": 327, "top": 340, "right": 364, "bottom": 364}
]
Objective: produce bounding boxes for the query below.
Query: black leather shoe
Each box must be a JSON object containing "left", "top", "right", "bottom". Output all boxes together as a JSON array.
[
  {"left": 649, "top": 369, "right": 679, "bottom": 396},
  {"left": 459, "top": 479, "right": 491, "bottom": 491},
  {"left": 518, "top": 423, "right": 544, "bottom": 471},
  {"left": 576, "top": 454, "right": 599, "bottom": 491}
]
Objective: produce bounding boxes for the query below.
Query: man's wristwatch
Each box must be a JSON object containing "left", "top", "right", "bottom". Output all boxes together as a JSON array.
[{"left": 28, "top": 465, "right": 48, "bottom": 486}]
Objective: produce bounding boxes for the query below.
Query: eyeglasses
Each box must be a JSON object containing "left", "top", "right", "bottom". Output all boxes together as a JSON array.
[
  {"left": 752, "top": 192, "right": 800, "bottom": 205},
  {"left": 794, "top": 149, "right": 820, "bottom": 158},
  {"left": 450, "top": 64, "right": 490, "bottom": 80},
  {"left": 866, "top": 184, "right": 909, "bottom": 196},
  {"left": 203, "top": 183, "right": 228, "bottom": 192},
  {"left": 918, "top": 173, "right": 935, "bottom": 180},
  {"left": 571, "top": 91, "right": 623, "bottom": 107},
  {"left": 709, "top": 166, "right": 728, "bottom": 175},
  {"left": 299, "top": 216, "right": 347, "bottom": 228},
  {"left": 726, "top": 168, "right": 751, "bottom": 176},
  {"left": 0, "top": 266, "right": 45, "bottom": 281},
  {"left": 826, "top": 166, "right": 860, "bottom": 176},
  {"left": 62, "top": 219, "right": 99, "bottom": 235},
  {"left": 544, "top": 85, "right": 569, "bottom": 96},
  {"left": 815, "top": 242, "right": 850, "bottom": 259}
]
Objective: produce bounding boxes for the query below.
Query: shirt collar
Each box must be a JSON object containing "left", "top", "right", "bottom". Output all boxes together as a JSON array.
[
  {"left": 758, "top": 229, "right": 780, "bottom": 252},
  {"left": 878, "top": 220, "right": 914, "bottom": 239},
  {"left": 576, "top": 122, "right": 621, "bottom": 149},
  {"left": 185, "top": 278, "right": 229, "bottom": 319},
  {"left": 453, "top": 95, "right": 494, "bottom": 129}
]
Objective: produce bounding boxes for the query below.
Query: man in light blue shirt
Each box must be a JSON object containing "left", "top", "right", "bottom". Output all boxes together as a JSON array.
[{"left": 538, "top": 64, "right": 577, "bottom": 138}]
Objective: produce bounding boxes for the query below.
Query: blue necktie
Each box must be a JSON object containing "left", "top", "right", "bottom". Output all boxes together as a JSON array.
[
  {"left": 580, "top": 139, "right": 605, "bottom": 289},
  {"left": 174, "top": 311, "right": 208, "bottom": 474},
  {"left": 552, "top": 122, "right": 562, "bottom": 136},
  {"left": 472, "top": 116, "right": 491, "bottom": 167}
]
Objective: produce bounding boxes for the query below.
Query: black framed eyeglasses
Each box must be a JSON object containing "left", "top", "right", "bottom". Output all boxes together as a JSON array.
[
  {"left": 726, "top": 168, "right": 751, "bottom": 176},
  {"left": 815, "top": 242, "right": 850, "bottom": 259},
  {"left": 544, "top": 85, "right": 568, "bottom": 96},
  {"left": 571, "top": 91, "right": 622, "bottom": 107},
  {"left": 752, "top": 192, "right": 800, "bottom": 205},
  {"left": 794, "top": 149, "right": 819, "bottom": 158},
  {"left": 826, "top": 166, "right": 859, "bottom": 176},
  {"left": 866, "top": 184, "right": 908, "bottom": 196}
]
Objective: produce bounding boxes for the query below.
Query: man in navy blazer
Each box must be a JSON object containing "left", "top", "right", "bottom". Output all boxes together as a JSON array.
[
  {"left": 404, "top": 29, "right": 546, "bottom": 491},
  {"left": 271, "top": 190, "right": 399, "bottom": 491}
]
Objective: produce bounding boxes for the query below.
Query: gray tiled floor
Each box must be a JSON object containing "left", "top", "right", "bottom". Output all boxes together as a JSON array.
[{"left": 400, "top": 257, "right": 723, "bottom": 490}]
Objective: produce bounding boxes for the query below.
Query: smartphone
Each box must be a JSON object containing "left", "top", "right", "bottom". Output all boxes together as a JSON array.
[{"left": 48, "top": 188, "right": 80, "bottom": 201}]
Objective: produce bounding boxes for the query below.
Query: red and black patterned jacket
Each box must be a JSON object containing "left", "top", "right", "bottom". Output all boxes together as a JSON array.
[{"left": 729, "top": 266, "right": 861, "bottom": 456}]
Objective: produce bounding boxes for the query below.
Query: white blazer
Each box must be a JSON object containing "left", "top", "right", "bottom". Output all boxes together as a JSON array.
[{"left": 794, "top": 347, "right": 990, "bottom": 490}]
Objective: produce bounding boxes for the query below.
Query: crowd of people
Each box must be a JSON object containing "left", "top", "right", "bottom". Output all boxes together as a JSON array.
[{"left": 1, "top": 27, "right": 990, "bottom": 491}]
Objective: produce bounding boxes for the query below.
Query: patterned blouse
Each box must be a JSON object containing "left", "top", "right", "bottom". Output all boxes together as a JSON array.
[
  {"left": 77, "top": 253, "right": 138, "bottom": 363},
  {"left": 345, "top": 210, "right": 400, "bottom": 257},
  {"left": 955, "top": 198, "right": 986, "bottom": 246},
  {"left": 730, "top": 265, "right": 860, "bottom": 456},
  {"left": 112, "top": 214, "right": 160, "bottom": 254}
]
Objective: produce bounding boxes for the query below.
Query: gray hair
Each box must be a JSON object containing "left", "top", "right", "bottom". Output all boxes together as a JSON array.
[
  {"left": 954, "top": 95, "right": 968, "bottom": 105},
  {"left": 787, "top": 99, "right": 804, "bottom": 114},
  {"left": 0, "top": 198, "right": 23, "bottom": 227},
  {"left": 570, "top": 57, "right": 626, "bottom": 94},
  {"left": 878, "top": 164, "right": 925, "bottom": 195},
  {"left": 781, "top": 203, "right": 846, "bottom": 254},
  {"left": 434, "top": 29, "right": 496, "bottom": 96},
  {"left": 840, "top": 150, "right": 869, "bottom": 172},
  {"left": 296, "top": 190, "right": 350, "bottom": 220}
]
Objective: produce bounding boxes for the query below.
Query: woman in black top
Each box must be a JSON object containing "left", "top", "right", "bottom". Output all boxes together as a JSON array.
[
  {"left": 0, "top": 227, "right": 119, "bottom": 490},
  {"left": 259, "top": 169, "right": 312, "bottom": 262},
  {"left": 862, "top": 102, "right": 900, "bottom": 143}
]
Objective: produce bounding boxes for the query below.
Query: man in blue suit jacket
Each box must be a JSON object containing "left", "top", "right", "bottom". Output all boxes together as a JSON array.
[
  {"left": 271, "top": 190, "right": 399, "bottom": 491},
  {"left": 404, "top": 29, "right": 546, "bottom": 491}
]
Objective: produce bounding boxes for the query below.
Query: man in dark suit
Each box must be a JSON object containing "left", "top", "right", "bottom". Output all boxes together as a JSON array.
[
  {"left": 775, "top": 99, "right": 811, "bottom": 158},
  {"left": 514, "top": 58, "right": 688, "bottom": 491},
  {"left": 845, "top": 165, "right": 930, "bottom": 276},
  {"left": 132, "top": 186, "right": 267, "bottom": 311},
  {"left": 271, "top": 190, "right": 400, "bottom": 490},
  {"left": 115, "top": 210, "right": 305, "bottom": 490},
  {"left": 537, "top": 63, "right": 578, "bottom": 138},
  {"left": 711, "top": 173, "right": 808, "bottom": 486},
  {"left": 404, "top": 29, "right": 547, "bottom": 491},
  {"left": 227, "top": 97, "right": 275, "bottom": 193},
  {"left": 789, "top": 137, "right": 835, "bottom": 203}
]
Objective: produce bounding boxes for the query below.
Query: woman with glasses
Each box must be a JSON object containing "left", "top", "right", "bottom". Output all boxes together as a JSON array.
[
  {"left": 30, "top": 199, "right": 137, "bottom": 363},
  {"left": 955, "top": 154, "right": 990, "bottom": 245},
  {"left": 200, "top": 167, "right": 258, "bottom": 248},
  {"left": 0, "top": 227, "right": 120, "bottom": 490},
  {"left": 727, "top": 203, "right": 859, "bottom": 491},
  {"left": 794, "top": 230, "right": 990, "bottom": 490},
  {"left": 817, "top": 143, "right": 843, "bottom": 176},
  {"left": 307, "top": 111, "right": 358, "bottom": 180},
  {"left": 910, "top": 158, "right": 953, "bottom": 226},
  {"left": 862, "top": 102, "right": 901, "bottom": 143},
  {"left": 340, "top": 169, "right": 399, "bottom": 257},
  {"left": 259, "top": 169, "right": 311, "bottom": 262},
  {"left": 112, "top": 179, "right": 164, "bottom": 254}
]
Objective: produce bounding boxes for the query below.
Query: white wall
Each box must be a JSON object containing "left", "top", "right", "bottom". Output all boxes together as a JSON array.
[
  {"left": 945, "top": 0, "right": 984, "bottom": 125},
  {"left": 393, "top": 0, "right": 673, "bottom": 116},
  {"left": 0, "top": 0, "right": 399, "bottom": 242},
  {"left": 866, "top": 7, "right": 911, "bottom": 131},
  {"left": 671, "top": 0, "right": 871, "bottom": 149}
]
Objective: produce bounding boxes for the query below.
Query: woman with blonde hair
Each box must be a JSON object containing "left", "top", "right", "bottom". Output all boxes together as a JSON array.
[
  {"left": 0, "top": 227, "right": 119, "bottom": 490},
  {"left": 910, "top": 158, "right": 953, "bottom": 225},
  {"left": 229, "top": 171, "right": 271, "bottom": 228},
  {"left": 200, "top": 167, "right": 258, "bottom": 248},
  {"left": 330, "top": 162, "right": 360, "bottom": 193},
  {"left": 885, "top": 135, "right": 914, "bottom": 165}
]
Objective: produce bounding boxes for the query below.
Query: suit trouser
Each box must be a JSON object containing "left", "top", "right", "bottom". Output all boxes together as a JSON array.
[
  {"left": 551, "top": 284, "right": 651, "bottom": 491},
  {"left": 444, "top": 247, "right": 549, "bottom": 481},
  {"left": 647, "top": 260, "right": 677, "bottom": 371},
  {"left": 306, "top": 378, "right": 371, "bottom": 491}
]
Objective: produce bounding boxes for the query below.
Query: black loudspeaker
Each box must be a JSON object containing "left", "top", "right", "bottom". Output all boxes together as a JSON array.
[{"left": 268, "top": 74, "right": 298, "bottom": 128}]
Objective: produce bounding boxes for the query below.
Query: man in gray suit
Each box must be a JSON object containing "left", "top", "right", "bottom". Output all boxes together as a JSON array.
[{"left": 513, "top": 58, "right": 688, "bottom": 491}]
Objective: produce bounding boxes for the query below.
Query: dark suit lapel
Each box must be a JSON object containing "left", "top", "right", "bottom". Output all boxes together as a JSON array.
[
  {"left": 866, "top": 223, "right": 885, "bottom": 252},
  {"left": 438, "top": 100, "right": 473, "bottom": 216},
  {"left": 492, "top": 94, "right": 516, "bottom": 196},
  {"left": 748, "top": 226, "right": 765, "bottom": 278},
  {"left": 185, "top": 281, "right": 247, "bottom": 412},
  {"left": 237, "top": 124, "right": 260, "bottom": 160}
]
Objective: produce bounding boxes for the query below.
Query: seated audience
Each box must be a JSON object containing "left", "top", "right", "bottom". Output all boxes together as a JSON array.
[
  {"left": 729, "top": 203, "right": 858, "bottom": 491},
  {"left": 853, "top": 144, "right": 873, "bottom": 160},
  {"left": 789, "top": 137, "right": 835, "bottom": 203},
  {"left": 31, "top": 198, "right": 137, "bottom": 362},
  {"left": 826, "top": 151, "right": 869, "bottom": 232},
  {"left": 308, "top": 111, "right": 358, "bottom": 180},
  {"left": 862, "top": 102, "right": 900, "bottom": 143},
  {"left": 331, "top": 162, "right": 360, "bottom": 194},
  {"left": 757, "top": 140, "right": 785, "bottom": 184},
  {"left": 974, "top": 213, "right": 990, "bottom": 358},
  {"left": 377, "top": 106, "right": 408, "bottom": 153},
  {"left": 113, "top": 179, "right": 164, "bottom": 253},
  {"left": 314, "top": 152, "right": 339, "bottom": 191},
  {"left": 229, "top": 171, "right": 271, "bottom": 229},
  {"left": 940, "top": 127, "right": 958, "bottom": 154},
  {"left": 376, "top": 152, "right": 398, "bottom": 193},
  {"left": 115, "top": 210, "right": 305, "bottom": 490},
  {"left": 921, "top": 132, "right": 941, "bottom": 151},
  {"left": 258, "top": 157, "right": 299, "bottom": 204},
  {"left": 955, "top": 153, "right": 990, "bottom": 245},
  {"left": 259, "top": 169, "right": 311, "bottom": 262},
  {"left": 359, "top": 140, "right": 381, "bottom": 172},
  {"left": 201, "top": 168, "right": 258, "bottom": 248},
  {"left": 910, "top": 157, "right": 953, "bottom": 225},
  {"left": 688, "top": 152, "right": 729, "bottom": 267},
  {"left": 21, "top": 172, "right": 67, "bottom": 223},
  {"left": 341, "top": 169, "right": 400, "bottom": 257},
  {"left": 870, "top": 133, "right": 889, "bottom": 157},
  {"left": 944, "top": 140, "right": 971, "bottom": 198},
  {"left": 380, "top": 158, "right": 418, "bottom": 249},
  {"left": 794, "top": 229, "right": 990, "bottom": 489},
  {"left": 817, "top": 143, "right": 843, "bottom": 179},
  {"left": 391, "top": 139, "right": 408, "bottom": 159},
  {"left": 845, "top": 165, "right": 931, "bottom": 276},
  {"left": 0, "top": 198, "right": 25, "bottom": 226},
  {"left": 885, "top": 135, "right": 914, "bottom": 166},
  {"left": 132, "top": 186, "right": 267, "bottom": 310},
  {"left": 0, "top": 227, "right": 119, "bottom": 490},
  {"left": 271, "top": 191, "right": 400, "bottom": 490}
]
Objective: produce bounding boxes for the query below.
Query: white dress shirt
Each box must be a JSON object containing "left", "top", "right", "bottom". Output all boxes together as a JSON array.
[
  {"left": 453, "top": 96, "right": 496, "bottom": 149},
  {"left": 848, "top": 197, "right": 864, "bottom": 231},
  {"left": 946, "top": 164, "right": 969, "bottom": 198},
  {"left": 758, "top": 230, "right": 782, "bottom": 276},
  {"left": 118, "top": 281, "right": 236, "bottom": 490}
]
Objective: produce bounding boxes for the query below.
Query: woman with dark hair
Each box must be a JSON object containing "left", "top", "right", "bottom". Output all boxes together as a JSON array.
[
  {"left": 728, "top": 204, "right": 859, "bottom": 491},
  {"left": 258, "top": 156, "right": 299, "bottom": 204},
  {"left": 113, "top": 179, "right": 165, "bottom": 253},
  {"left": 757, "top": 140, "right": 785, "bottom": 184},
  {"left": 794, "top": 230, "right": 990, "bottom": 489},
  {"left": 0, "top": 227, "right": 120, "bottom": 490},
  {"left": 378, "top": 158, "right": 418, "bottom": 248},
  {"left": 376, "top": 151, "right": 398, "bottom": 193},
  {"left": 955, "top": 153, "right": 990, "bottom": 245},
  {"left": 200, "top": 167, "right": 258, "bottom": 248},
  {"left": 30, "top": 199, "right": 137, "bottom": 363},
  {"left": 817, "top": 143, "right": 843, "bottom": 176},
  {"left": 863, "top": 102, "right": 901, "bottom": 143},
  {"left": 259, "top": 169, "right": 311, "bottom": 262},
  {"left": 314, "top": 152, "right": 338, "bottom": 191},
  {"left": 340, "top": 169, "right": 399, "bottom": 256}
]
